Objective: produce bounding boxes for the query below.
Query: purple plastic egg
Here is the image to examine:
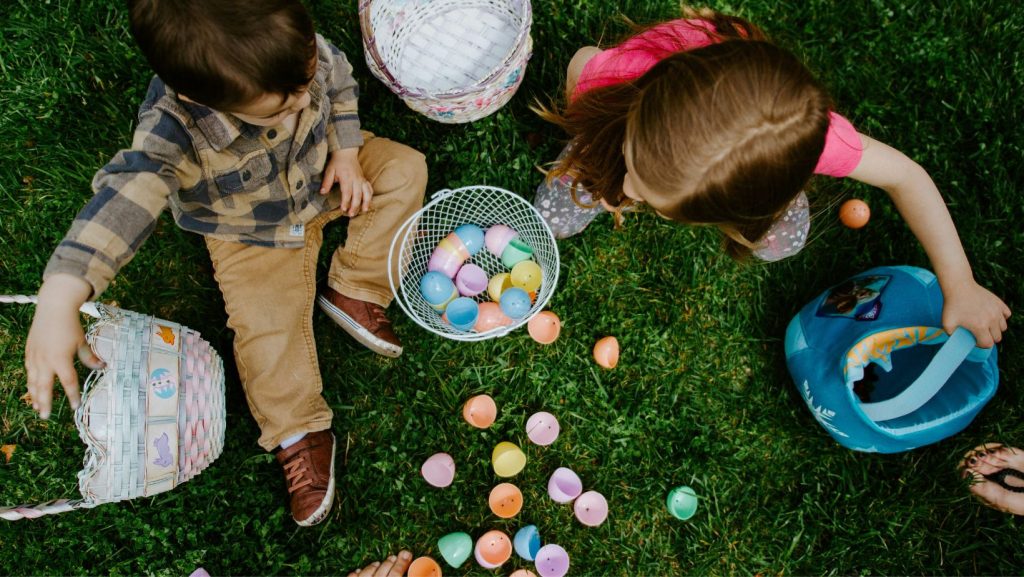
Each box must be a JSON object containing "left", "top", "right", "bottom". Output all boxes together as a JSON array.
[
  {"left": 455, "top": 263, "right": 489, "bottom": 297},
  {"left": 573, "top": 490, "right": 609, "bottom": 526},
  {"left": 534, "top": 544, "right": 570, "bottom": 577},
  {"left": 526, "top": 411, "right": 560, "bottom": 446},
  {"left": 547, "top": 467, "right": 583, "bottom": 503},
  {"left": 420, "top": 453, "right": 455, "bottom": 488},
  {"left": 485, "top": 224, "right": 519, "bottom": 258}
]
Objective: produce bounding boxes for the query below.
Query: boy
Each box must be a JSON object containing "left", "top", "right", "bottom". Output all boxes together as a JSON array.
[{"left": 23, "top": 0, "right": 427, "bottom": 526}]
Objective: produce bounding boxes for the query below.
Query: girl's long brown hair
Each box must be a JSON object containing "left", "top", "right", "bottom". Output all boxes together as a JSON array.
[{"left": 537, "top": 7, "right": 832, "bottom": 259}]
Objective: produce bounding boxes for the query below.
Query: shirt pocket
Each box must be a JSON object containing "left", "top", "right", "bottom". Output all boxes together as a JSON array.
[{"left": 212, "top": 151, "right": 275, "bottom": 195}]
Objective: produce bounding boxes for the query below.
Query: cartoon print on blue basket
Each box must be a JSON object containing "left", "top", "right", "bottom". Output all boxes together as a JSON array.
[
  {"left": 817, "top": 275, "right": 890, "bottom": 320},
  {"left": 149, "top": 368, "right": 176, "bottom": 399},
  {"left": 153, "top": 433, "right": 173, "bottom": 468}
]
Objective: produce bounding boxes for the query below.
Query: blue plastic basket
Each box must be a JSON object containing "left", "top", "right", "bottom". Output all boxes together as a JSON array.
[{"left": 785, "top": 266, "right": 999, "bottom": 453}]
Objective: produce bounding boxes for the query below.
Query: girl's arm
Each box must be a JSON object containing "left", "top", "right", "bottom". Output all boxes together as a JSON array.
[{"left": 846, "top": 134, "right": 1010, "bottom": 347}]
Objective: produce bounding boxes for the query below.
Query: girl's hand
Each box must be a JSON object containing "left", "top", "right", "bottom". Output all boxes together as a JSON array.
[
  {"left": 941, "top": 279, "right": 1011, "bottom": 348},
  {"left": 24, "top": 274, "right": 104, "bottom": 419},
  {"left": 321, "top": 147, "right": 373, "bottom": 217}
]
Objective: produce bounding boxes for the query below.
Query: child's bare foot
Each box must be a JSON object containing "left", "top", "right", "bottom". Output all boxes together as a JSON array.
[
  {"left": 959, "top": 443, "right": 1024, "bottom": 516},
  {"left": 348, "top": 551, "right": 413, "bottom": 577}
]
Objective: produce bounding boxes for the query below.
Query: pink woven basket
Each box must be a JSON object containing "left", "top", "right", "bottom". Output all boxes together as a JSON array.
[
  {"left": 360, "top": 0, "right": 533, "bottom": 123},
  {"left": 0, "top": 297, "right": 226, "bottom": 520}
]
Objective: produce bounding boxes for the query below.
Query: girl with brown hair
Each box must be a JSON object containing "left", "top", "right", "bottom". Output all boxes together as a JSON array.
[{"left": 535, "top": 7, "right": 1009, "bottom": 348}]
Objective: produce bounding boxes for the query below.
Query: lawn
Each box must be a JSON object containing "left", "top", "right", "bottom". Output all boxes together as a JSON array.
[{"left": 1, "top": 0, "right": 1022, "bottom": 575}]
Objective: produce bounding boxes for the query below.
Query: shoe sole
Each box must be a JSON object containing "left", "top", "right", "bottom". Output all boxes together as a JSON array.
[
  {"left": 317, "top": 295, "right": 403, "bottom": 358},
  {"left": 296, "top": 432, "right": 336, "bottom": 527}
]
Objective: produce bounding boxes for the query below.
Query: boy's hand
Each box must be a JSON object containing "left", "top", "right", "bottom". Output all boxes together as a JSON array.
[
  {"left": 941, "top": 279, "right": 1011, "bottom": 348},
  {"left": 321, "top": 147, "right": 373, "bottom": 217},
  {"left": 24, "top": 274, "right": 103, "bottom": 419}
]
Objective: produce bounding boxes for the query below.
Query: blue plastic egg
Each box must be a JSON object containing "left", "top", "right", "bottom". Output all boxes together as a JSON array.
[
  {"left": 454, "top": 224, "right": 486, "bottom": 256},
  {"left": 420, "top": 271, "right": 458, "bottom": 312},
  {"left": 500, "top": 287, "right": 532, "bottom": 320},
  {"left": 446, "top": 297, "right": 480, "bottom": 331},
  {"left": 513, "top": 525, "right": 541, "bottom": 561}
]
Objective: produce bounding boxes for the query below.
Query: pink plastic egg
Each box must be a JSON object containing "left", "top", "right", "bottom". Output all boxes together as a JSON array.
[
  {"left": 475, "top": 301, "right": 513, "bottom": 333},
  {"left": 526, "top": 411, "right": 560, "bottom": 446},
  {"left": 420, "top": 452, "right": 455, "bottom": 488},
  {"left": 573, "top": 490, "right": 609, "bottom": 526},
  {"left": 485, "top": 224, "right": 519, "bottom": 257},
  {"left": 510, "top": 571, "right": 539, "bottom": 577},
  {"left": 427, "top": 244, "right": 465, "bottom": 279},
  {"left": 455, "top": 263, "right": 489, "bottom": 297},
  {"left": 547, "top": 467, "right": 583, "bottom": 503}
]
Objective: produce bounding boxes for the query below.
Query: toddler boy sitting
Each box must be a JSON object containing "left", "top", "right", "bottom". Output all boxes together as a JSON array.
[{"left": 22, "top": 0, "right": 427, "bottom": 526}]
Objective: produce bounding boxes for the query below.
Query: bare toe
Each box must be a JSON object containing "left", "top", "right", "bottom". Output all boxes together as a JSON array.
[{"left": 995, "top": 445, "right": 1024, "bottom": 470}]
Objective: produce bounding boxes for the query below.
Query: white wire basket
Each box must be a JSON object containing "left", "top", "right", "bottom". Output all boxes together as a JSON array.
[
  {"left": 388, "top": 186, "right": 559, "bottom": 341},
  {"left": 1, "top": 297, "right": 226, "bottom": 520},
  {"left": 359, "top": 0, "right": 533, "bottom": 123}
]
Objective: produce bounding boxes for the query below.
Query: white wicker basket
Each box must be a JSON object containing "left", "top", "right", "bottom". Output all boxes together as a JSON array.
[
  {"left": 360, "top": 0, "right": 533, "bottom": 123},
  {"left": 1, "top": 297, "right": 226, "bottom": 520},
  {"left": 388, "top": 186, "right": 559, "bottom": 341}
]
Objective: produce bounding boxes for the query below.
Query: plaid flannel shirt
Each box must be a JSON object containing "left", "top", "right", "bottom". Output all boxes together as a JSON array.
[{"left": 44, "top": 35, "right": 362, "bottom": 297}]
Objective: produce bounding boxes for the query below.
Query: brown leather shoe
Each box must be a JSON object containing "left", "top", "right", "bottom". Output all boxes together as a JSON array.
[
  {"left": 275, "top": 430, "right": 336, "bottom": 526},
  {"left": 317, "top": 286, "right": 403, "bottom": 357}
]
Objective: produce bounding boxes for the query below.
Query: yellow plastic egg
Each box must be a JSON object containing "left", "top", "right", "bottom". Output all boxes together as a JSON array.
[
  {"left": 527, "top": 311, "right": 561, "bottom": 345},
  {"left": 488, "top": 482, "right": 524, "bottom": 518},
  {"left": 492, "top": 441, "right": 527, "bottom": 477},
  {"left": 510, "top": 260, "right": 543, "bottom": 293},
  {"left": 593, "top": 336, "right": 619, "bottom": 369},
  {"left": 487, "top": 272, "right": 513, "bottom": 302},
  {"left": 463, "top": 394, "right": 497, "bottom": 428}
]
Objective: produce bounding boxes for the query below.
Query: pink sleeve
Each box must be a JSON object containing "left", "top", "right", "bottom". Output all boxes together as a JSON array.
[
  {"left": 574, "top": 19, "right": 717, "bottom": 98},
  {"left": 814, "top": 111, "right": 864, "bottom": 177}
]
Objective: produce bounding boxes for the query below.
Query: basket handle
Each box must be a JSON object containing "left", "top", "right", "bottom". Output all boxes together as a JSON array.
[
  {"left": 0, "top": 499, "right": 86, "bottom": 521},
  {"left": 0, "top": 295, "right": 101, "bottom": 318},
  {"left": 859, "top": 327, "right": 993, "bottom": 422}
]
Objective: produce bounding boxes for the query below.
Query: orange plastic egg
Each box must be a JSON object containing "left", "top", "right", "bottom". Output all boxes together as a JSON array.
[
  {"left": 839, "top": 198, "right": 870, "bottom": 229},
  {"left": 475, "top": 301, "right": 513, "bottom": 332},
  {"left": 476, "top": 530, "right": 513, "bottom": 566},
  {"left": 488, "top": 483, "right": 524, "bottom": 518},
  {"left": 462, "top": 394, "right": 497, "bottom": 428},
  {"left": 593, "top": 336, "right": 619, "bottom": 369},
  {"left": 527, "top": 311, "right": 561, "bottom": 344},
  {"left": 408, "top": 556, "right": 443, "bottom": 577}
]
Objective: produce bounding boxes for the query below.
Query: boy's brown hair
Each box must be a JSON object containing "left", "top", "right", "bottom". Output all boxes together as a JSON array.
[
  {"left": 128, "top": 0, "right": 317, "bottom": 110},
  {"left": 538, "top": 8, "right": 832, "bottom": 259}
]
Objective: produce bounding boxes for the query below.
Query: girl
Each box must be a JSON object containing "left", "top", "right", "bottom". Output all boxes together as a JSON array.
[{"left": 535, "top": 7, "right": 1009, "bottom": 347}]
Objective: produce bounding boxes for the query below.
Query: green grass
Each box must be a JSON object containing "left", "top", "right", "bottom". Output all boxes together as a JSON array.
[{"left": 2, "top": 0, "right": 1023, "bottom": 574}]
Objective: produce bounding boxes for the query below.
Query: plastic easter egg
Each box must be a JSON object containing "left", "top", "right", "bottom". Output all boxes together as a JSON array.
[
  {"left": 463, "top": 394, "right": 497, "bottom": 428},
  {"left": 421, "top": 452, "right": 456, "bottom": 488},
  {"left": 438, "top": 532, "right": 473, "bottom": 569},
  {"left": 455, "top": 263, "right": 489, "bottom": 297},
  {"left": 500, "top": 288, "right": 532, "bottom": 320},
  {"left": 510, "top": 260, "right": 543, "bottom": 292},
  {"left": 501, "top": 238, "right": 535, "bottom": 268},
  {"left": 441, "top": 233, "right": 471, "bottom": 261},
  {"left": 485, "top": 224, "right": 519, "bottom": 257},
  {"left": 547, "top": 467, "right": 583, "bottom": 503},
  {"left": 492, "top": 441, "right": 527, "bottom": 477},
  {"left": 513, "top": 525, "right": 541, "bottom": 561},
  {"left": 839, "top": 198, "right": 871, "bottom": 229},
  {"left": 666, "top": 485, "right": 699, "bottom": 520},
  {"left": 420, "top": 271, "right": 459, "bottom": 312},
  {"left": 573, "top": 490, "right": 609, "bottom": 527},
  {"left": 488, "top": 272, "right": 513, "bottom": 302},
  {"left": 488, "top": 483, "right": 524, "bottom": 518},
  {"left": 427, "top": 244, "right": 465, "bottom": 279},
  {"left": 475, "top": 302, "right": 513, "bottom": 333},
  {"left": 454, "top": 224, "right": 486, "bottom": 256},
  {"left": 475, "top": 530, "right": 512, "bottom": 567},
  {"left": 408, "top": 556, "right": 443, "bottom": 577},
  {"left": 445, "top": 297, "right": 479, "bottom": 331},
  {"left": 534, "top": 544, "right": 570, "bottom": 577},
  {"left": 527, "top": 311, "right": 561, "bottom": 345},
  {"left": 593, "top": 336, "right": 619, "bottom": 369},
  {"left": 525, "top": 411, "right": 560, "bottom": 446},
  {"left": 510, "top": 571, "right": 539, "bottom": 577}
]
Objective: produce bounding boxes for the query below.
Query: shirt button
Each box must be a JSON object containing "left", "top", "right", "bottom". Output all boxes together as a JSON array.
[
  {"left": 243, "top": 170, "right": 252, "bottom": 181},
  {"left": 267, "top": 129, "right": 277, "bottom": 139},
  {"left": 295, "top": 179, "right": 304, "bottom": 189}
]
